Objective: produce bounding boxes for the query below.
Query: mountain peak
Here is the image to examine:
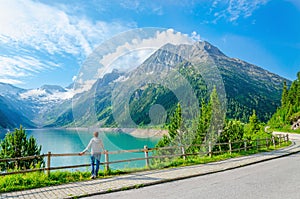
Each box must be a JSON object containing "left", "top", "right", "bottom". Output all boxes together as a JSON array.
[
  {"left": 0, "top": 82, "right": 26, "bottom": 96},
  {"left": 194, "top": 41, "right": 225, "bottom": 57},
  {"left": 40, "top": 85, "right": 67, "bottom": 93},
  {"left": 158, "top": 41, "right": 226, "bottom": 62}
]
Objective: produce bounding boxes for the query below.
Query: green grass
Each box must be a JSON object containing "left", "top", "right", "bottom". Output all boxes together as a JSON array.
[
  {"left": 150, "top": 141, "right": 292, "bottom": 169},
  {"left": 0, "top": 169, "right": 129, "bottom": 193},
  {"left": 0, "top": 141, "right": 291, "bottom": 193}
]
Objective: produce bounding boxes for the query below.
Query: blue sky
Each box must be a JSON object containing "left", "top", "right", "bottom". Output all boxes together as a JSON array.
[{"left": 0, "top": 0, "right": 299, "bottom": 89}]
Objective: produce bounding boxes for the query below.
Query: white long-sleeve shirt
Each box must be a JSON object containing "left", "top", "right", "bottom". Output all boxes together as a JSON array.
[{"left": 82, "top": 137, "right": 104, "bottom": 155}]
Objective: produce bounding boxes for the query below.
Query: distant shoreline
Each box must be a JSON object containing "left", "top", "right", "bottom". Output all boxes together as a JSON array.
[
  {"left": 1, "top": 127, "right": 168, "bottom": 139},
  {"left": 65, "top": 127, "right": 168, "bottom": 138}
]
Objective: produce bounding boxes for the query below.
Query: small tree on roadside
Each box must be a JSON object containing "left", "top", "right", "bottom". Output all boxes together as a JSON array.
[
  {"left": 156, "top": 103, "right": 184, "bottom": 148},
  {"left": 216, "top": 120, "right": 244, "bottom": 151},
  {"left": 243, "top": 110, "right": 271, "bottom": 145},
  {"left": 208, "top": 86, "right": 224, "bottom": 143},
  {"left": 168, "top": 103, "right": 182, "bottom": 140},
  {"left": 0, "top": 126, "right": 43, "bottom": 171},
  {"left": 247, "top": 110, "right": 260, "bottom": 134},
  {"left": 194, "top": 99, "right": 211, "bottom": 145}
]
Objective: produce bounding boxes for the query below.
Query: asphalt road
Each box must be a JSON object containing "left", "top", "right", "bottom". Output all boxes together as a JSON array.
[{"left": 86, "top": 152, "right": 300, "bottom": 199}]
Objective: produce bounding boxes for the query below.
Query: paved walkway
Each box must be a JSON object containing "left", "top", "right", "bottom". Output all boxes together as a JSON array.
[{"left": 1, "top": 133, "right": 300, "bottom": 199}]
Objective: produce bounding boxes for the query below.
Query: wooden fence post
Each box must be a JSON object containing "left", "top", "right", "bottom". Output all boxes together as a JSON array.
[
  {"left": 256, "top": 138, "right": 259, "bottom": 150},
  {"left": 144, "top": 145, "right": 149, "bottom": 168},
  {"left": 286, "top": 134, "right": 289, "bottom": 143},
  {"left": 266, "top": 138, "right": 269, "bottom": 149},
  {"left": 104, "top": 150, "right": 109, "bottom": 171},
  {"left": 244, "top": 140, "right": 247, "bottom": 151},
  {"left": 272, "top": 136, "right": 276, "bottom": 148},
  {"left": 47, "top": 152, "right": 51, "bottom": 176},
  {"left": 278, "top": 135, "right": 281, "bottom": 146},
  {"left": 229, "top": 140, "right": 232, "bottom": 155},
  {"left": 208, "top": 141, "right": 212, "bottom": 158}
]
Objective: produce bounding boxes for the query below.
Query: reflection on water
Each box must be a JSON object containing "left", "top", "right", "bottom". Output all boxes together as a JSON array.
[{"left": 1, "top": 129, "right": 159, "bottom": 170}]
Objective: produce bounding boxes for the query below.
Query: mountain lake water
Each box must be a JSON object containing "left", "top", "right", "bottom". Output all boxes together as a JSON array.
[{"left": 0, "top": 129, "right": 160, "bottom": 171}]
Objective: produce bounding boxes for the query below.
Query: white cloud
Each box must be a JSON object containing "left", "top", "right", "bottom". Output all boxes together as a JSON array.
[
  {"left": 0, "top": 78, "right": 24, "bottom": 85},
  {"left": 212, "top": 0, "right": 222, "bottom": 8},
  {"left": 120, "top": 0, "right": 163, "bottom": 15},
  {"left": 0, "top": 0, "right": 132, "bottom": 86},
  {"left": 72, "top": 76, "right": 77, "bottom": 82},
  {"left": 191, "top": 31, "right": 201, "bottom": 41},
  {"left": 73, "top": 28, "right": 194, "bottom": 94},
  {"left": 0, "top": 0, "right": 82, "bottom": 55},
  {"left": 0, "top": 55, "right": 57, "bottom": 78},
  {"left": 107, "top": 49, "right": 155, "bottom": 74},
  {"left": 0, "top": 0, "right": 129, "bottom": 56},
  {"left": 212, "top": 0, "right": 269, "bottom": 23},
  {"left": 73, "top": 79, "right": 97, "bottom": 93},
  {"left": 99, "top": 29, "right": 193, "bottom": 76}
]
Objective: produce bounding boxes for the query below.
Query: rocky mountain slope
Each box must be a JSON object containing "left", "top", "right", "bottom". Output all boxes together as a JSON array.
[
  {"left": 47, "top": 41, "right": 290, "bottom": 127},
  {"left": 0, "top": 41, "right": 291, "bottom": 129}
]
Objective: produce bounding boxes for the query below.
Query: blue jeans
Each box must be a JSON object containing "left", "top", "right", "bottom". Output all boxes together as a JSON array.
[{"left": 90, "top": 154, "right": 101, "bottom": 176}]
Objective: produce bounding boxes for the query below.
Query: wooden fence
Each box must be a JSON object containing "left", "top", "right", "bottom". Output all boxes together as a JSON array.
[{"left": 0, "top": 134, "right": 289, "bottom": 176}]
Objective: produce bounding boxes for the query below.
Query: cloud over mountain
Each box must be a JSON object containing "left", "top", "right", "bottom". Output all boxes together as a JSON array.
[{"left": 0, "top": 0, "right": 133, "bottom": 86}]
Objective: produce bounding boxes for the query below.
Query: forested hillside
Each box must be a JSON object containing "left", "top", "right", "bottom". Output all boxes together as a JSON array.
[
  {"left": 0, "top": 96, "right": 35, "bottom": 129},
  {"left": 268, "top": 72, "right": 300, "bottom": 131}
]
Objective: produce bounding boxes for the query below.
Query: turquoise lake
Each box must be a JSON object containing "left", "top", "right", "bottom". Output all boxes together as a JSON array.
[{"left": 1, "top": 129, "right": 159, "bottom": 170}]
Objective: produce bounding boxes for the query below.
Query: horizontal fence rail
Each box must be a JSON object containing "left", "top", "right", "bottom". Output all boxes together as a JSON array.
[{"left": 0, "top": 134, "right": 289, "bottom": 176}]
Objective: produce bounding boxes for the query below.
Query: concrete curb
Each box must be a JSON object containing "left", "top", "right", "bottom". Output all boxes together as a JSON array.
[{"left": 74, "top": 141, "right": 300, "bottom": 199}]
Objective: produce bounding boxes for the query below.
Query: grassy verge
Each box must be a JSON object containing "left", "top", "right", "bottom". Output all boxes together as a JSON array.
[
  {"left": 0, "top": 141, "right": 291, "bottom": 193},
  {"left": 0, "top": 169, "right": 130, "bottom": 193},
  {"left": 152, "top": 141, "right": 291, "bottom": 169}
]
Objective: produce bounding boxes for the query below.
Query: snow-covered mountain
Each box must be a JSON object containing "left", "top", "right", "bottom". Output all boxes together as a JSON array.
[
  {"left": 0, "top": 83, "right": 75, "bottom": 129},
  {"left": 20, "top": 85, "right": 73, "bottom": 102}
]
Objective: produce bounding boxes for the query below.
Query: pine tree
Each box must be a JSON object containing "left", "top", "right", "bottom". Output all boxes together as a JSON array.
[
  {"left": 248, "top": 110, "right": 260, "bottom": 133},
  {"left": 287, "top": 104, "right": 293, "bottom": 121},
  {"left": 168, "top": 103, "right": 182, "bottom": 140},
  {"left": 268, "top": 71, "right": 300, "bottom": 129},
  {"left": 156, "top": 135, "right": 171, "bottom": 148},
  {"left": 207, "top": 86, "right": 224, "bottom": 142},
  {"left": 156, "top": 103, "right": 183, "bottom": 148},
  {"left": 281, "top": 81, "right": 288, "bottom": 107},
  {"left": 295, "top": 72, "right": 300, "bottom": 109},
  {"left": 288, "top": 81, "right": 297, "bottom": 106},
  {"left": 0, "top": 126, "right": 43, "bottom": 171},
  {"left": 243, "top": 110, "right": 262, "bottom": 142},
  {"left": 194, "top": 99, "right": 212, "bottom": 145},
  {"left": 155, "top": 103, "right": 184, "bottom": 160}
]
